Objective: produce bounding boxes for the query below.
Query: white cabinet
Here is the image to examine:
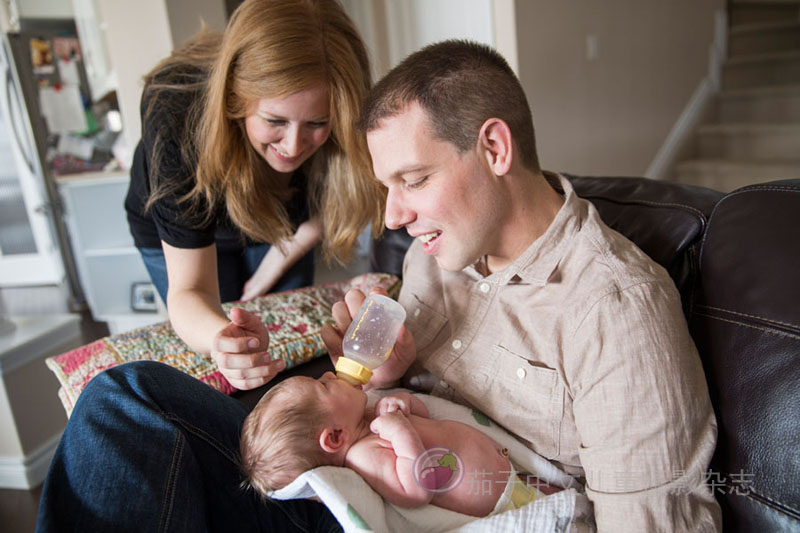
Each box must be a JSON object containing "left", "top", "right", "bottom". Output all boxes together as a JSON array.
[
  {"left": 57, "top": 172, "right": 166, "bottom": 333},
  {"left": 71, "top": 0, "right": 117, "bottom": 102}
]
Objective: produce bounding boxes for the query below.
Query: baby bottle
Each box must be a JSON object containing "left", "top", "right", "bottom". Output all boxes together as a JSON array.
[{"left": 335, "top": 294, "right": 407, "bottom": 385}]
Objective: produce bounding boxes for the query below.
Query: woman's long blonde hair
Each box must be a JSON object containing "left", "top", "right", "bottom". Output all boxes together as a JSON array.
[{"left": 145, "top": 0, "right": 383, "bottom": 263}]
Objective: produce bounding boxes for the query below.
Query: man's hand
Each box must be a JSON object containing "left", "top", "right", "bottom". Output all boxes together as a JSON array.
[
  {"left": 210, "top": 307, "right": 285, "bottom": 390},
  {"left": 321, "top": 288, "right": 416, "bottom": 391}
]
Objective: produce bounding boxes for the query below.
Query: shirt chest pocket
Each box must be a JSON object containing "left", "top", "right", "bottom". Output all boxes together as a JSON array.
[
  {"left": 482, "top": 345, "right": 565, "bottom": 459},
  {"left": 403, "top": 295, "right": 448, "bottom": 354}
]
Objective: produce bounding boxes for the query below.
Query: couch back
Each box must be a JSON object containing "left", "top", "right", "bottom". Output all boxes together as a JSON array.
[{"left": 369, "top": 176, "right": 800, "bottom": 531}]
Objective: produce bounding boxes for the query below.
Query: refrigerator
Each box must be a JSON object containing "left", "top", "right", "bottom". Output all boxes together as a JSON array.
[{"left": 0, "top": 18, "right": 114, "bottom": 305}]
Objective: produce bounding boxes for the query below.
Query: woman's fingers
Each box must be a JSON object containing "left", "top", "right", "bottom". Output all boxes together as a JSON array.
[
  {"left": 213, "top": 335, "right": 258, "bottom": 354},
  {"left": 211, "top": 349, "right": 268, "bottom": 370},
  {"left": 216, "top": 356, "right": 286, "bottom": 390}
]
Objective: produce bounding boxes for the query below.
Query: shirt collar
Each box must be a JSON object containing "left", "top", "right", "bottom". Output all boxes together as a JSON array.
[{"left": 466, "top": 172, "right": 587, "bottom": 286}]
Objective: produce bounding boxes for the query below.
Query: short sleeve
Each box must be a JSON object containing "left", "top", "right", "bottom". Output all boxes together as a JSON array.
[{"left": 138, "top": 82, "right": 216, "bottom": 249}]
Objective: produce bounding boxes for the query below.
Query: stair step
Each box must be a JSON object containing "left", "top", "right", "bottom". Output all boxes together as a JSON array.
[
  {"left": 729, "top": 21, "right": 800, "bottom": 56},
  {"left": 730, "top": 1, "right": 800, "bottom": 27},
  {"left": 696, "top": 122, "right": 800, "bottom": 162},
  {"left": 719, "top": 83, "right": 800, "bottom": 122},
  {"left": 675, "top": 158, "right": 800, "bottom": 192},
  {"left": 723, "top": 50, "right": 800, "bottom": 90}
]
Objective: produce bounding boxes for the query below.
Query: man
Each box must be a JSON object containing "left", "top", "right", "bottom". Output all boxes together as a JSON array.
[{"left": 322, "top": 40, "right": 721, "bottom": 531}]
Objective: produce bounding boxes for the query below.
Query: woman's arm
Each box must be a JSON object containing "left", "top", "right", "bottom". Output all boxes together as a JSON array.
[
  {"left": 162, "top": 241, "right": 284, "bottom": 389},
  {"left": 240, "top": 216, "right": 323, "bottom": 301}
]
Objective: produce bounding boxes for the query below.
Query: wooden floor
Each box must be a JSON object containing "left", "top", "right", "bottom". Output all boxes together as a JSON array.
[
  {"left": 0, "top": 252, "right": 368, "bottom": 532},
  {"left": 0, "top": 485, "right": 42, "bottom": 533}
]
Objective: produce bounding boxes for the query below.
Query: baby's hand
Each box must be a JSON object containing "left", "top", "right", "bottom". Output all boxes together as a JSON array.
[
  {"left": 369, "top": 411, "right": 410, "bottom": 441},
  {"left": 375, "top": 395, "right": 412, "bottom": 417}
]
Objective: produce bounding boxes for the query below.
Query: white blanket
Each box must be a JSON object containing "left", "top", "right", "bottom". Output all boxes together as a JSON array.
[{"left": 270, "top": 389, "right": 595, "bottom": 532}]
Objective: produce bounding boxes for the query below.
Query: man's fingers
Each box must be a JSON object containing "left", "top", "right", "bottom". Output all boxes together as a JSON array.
[
  {"left": 330, "top": 301, "right": 353, "bottom": 332},
  {"left": 321, "top": 323, "right": 343, "bottom": 363},
  {"left": 344, "top": 289, "right": 367, "bottom": 316}
]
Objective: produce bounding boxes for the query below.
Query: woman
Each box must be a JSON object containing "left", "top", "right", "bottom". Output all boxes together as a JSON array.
[
  {"left": 124, "top": 0, "right": 382, "bottom": 390},
  {"left": 36, "top": 1, "right": 376, "bottom": 531}
]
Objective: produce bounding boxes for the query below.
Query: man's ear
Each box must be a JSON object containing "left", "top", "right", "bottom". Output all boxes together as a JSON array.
[
  {"left": 477, "top": 118, "right": 513, "bottom": 176},
  {"left": 319, "top": 427, "right": 346, "bottom": 454}
]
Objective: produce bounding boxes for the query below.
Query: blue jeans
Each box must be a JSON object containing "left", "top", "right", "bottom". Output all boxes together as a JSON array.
[
  {"left": 139, "top": 244, "right": 315, "bottom": 305},
  {"left": 36, "top": 361, "right": 341, "bottom": 532}
]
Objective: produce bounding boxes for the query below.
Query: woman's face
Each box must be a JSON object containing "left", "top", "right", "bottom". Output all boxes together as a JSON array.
[{"left": 245, "top": 84, "right": 332, "bottom": 175}]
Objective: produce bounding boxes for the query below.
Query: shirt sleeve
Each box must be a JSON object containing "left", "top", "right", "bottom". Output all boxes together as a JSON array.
[
  {"left": 139, "top": 85, "right": 217, "bottom": 249},
  {"left": 566, "top": 279, "right": 722, "bottom": 532}
]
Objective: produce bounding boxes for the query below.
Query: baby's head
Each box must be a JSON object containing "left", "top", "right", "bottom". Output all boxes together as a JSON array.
[{"left": 240, "top": 372, "right": 367, "bottom": 496}]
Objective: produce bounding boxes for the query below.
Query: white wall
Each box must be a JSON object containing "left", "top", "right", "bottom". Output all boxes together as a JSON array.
[
  {"left": 99, "top": 0, "right": 227, "bottom": 152},
  {"left": 166, "top": 0, "right": 227, "bottom": 49},
  {"left": 342, "top": 0, "right": 497, "bottom": 80},
  {"left": 14, "top": 0, "right": 74, "bottom": 19},
  {"left": 515, "top": 0, "right": 723, "bottom": 177}
]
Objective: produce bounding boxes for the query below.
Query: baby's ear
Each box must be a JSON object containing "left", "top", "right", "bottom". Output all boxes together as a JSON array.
[{"left": 319, "top": 427, "right": 345, "bottom": 454}]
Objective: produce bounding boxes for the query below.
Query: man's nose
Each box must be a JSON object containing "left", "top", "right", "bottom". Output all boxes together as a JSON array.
[{"left": 384, "top": 188, "right": 414, "bottom": 230}]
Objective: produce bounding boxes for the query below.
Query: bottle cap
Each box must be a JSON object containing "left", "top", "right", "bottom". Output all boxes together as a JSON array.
[{"left": 335, "top": 356, "right": 373, "bottom": 385}]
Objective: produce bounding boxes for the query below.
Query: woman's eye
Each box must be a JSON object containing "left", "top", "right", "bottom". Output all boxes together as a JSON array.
[
  {"left": 407, "top": 177, "right": 428, "bottom": 189},
  {"left": 265, "top": 118, "right": 285, "bottom": 126},
  {"left": 308, "top": 121, "right": 328, "bottom": 129}
]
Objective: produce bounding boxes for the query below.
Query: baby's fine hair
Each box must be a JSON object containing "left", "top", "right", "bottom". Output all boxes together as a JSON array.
[{"left": 239, "top": 378, "right": 330, "bottom": 496}]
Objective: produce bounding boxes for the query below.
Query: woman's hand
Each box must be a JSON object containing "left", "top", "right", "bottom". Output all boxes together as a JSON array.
[
  {"left": 321, "top": 288, "right": 416, "bottom": 391},
  {"left": 241, "top": 217, "right": 323, "bottom": 301},
  {"left": 210, "top": 307, "right": 285, "bottom": 390},
  {"left": 241, "top": 247, "right": 285, "bottom": 301}
]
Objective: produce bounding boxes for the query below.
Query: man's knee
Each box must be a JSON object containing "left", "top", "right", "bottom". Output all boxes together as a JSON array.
[{"left": 77, "top": 361, "right": 180, "bottom": 411}]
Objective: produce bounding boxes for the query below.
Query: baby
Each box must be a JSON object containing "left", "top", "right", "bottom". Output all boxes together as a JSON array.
[{"left": 240, "top": 372, "right": 557, "bottom": 517}]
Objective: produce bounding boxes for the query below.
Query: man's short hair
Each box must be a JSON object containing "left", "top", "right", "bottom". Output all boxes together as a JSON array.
[{"left": 359, "top": 39, "right": 540, "bottom": 172}]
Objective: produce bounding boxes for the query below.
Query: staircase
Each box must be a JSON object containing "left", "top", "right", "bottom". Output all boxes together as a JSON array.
[{"left": 674, "top": 0, "right": 800, "bottom": 192}]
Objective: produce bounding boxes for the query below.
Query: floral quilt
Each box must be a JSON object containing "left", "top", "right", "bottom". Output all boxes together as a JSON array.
[{"left": 46, "top": 273, "right": 400, "bottom": 417}]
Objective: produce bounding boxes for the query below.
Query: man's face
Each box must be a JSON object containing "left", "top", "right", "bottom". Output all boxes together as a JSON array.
[{"left": 367, "top": 103, "right": 502, "bottom": 272}]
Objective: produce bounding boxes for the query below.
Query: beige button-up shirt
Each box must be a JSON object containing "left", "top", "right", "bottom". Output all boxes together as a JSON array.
[{"left": 398, "top": 174, "right": 721, "bottom": 531}]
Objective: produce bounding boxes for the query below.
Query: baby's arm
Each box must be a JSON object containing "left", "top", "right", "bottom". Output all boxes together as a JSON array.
[
  {"left": 374, "top": 392, "right": 430, "bottom": 419},
  {"left": 350, "top": 411, "right": 433, "bottom": 508}
]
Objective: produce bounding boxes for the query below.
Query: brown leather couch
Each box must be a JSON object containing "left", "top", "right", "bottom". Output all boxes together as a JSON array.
[{"left": 365, "top": 175, "right": 800, "bottom": 531}]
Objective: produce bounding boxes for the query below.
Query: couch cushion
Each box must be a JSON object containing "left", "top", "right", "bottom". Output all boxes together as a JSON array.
[
  {"left": 371, "top": 175, "right": 722, "bottom": 315},
  {"left": 690, "top": 179, "right": 800, "bottom": 530}
]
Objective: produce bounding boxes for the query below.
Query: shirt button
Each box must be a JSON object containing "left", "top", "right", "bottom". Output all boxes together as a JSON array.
[
  {"left": 451, "top": 339, "right": 462, "bottom": 350},
  {"left": 413, "top": 308, "right": 421, "bottom": 317},
  {"left": 516, "top": 367, "right": 526, "bottom": 379},
  {"left": 479, "top": 282, "right": 490, "bottom": 293}
]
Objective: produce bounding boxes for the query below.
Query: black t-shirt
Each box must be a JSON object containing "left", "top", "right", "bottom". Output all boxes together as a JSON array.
[{"left": 124, "top": 67, "right": 309, "bottom": 252}]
